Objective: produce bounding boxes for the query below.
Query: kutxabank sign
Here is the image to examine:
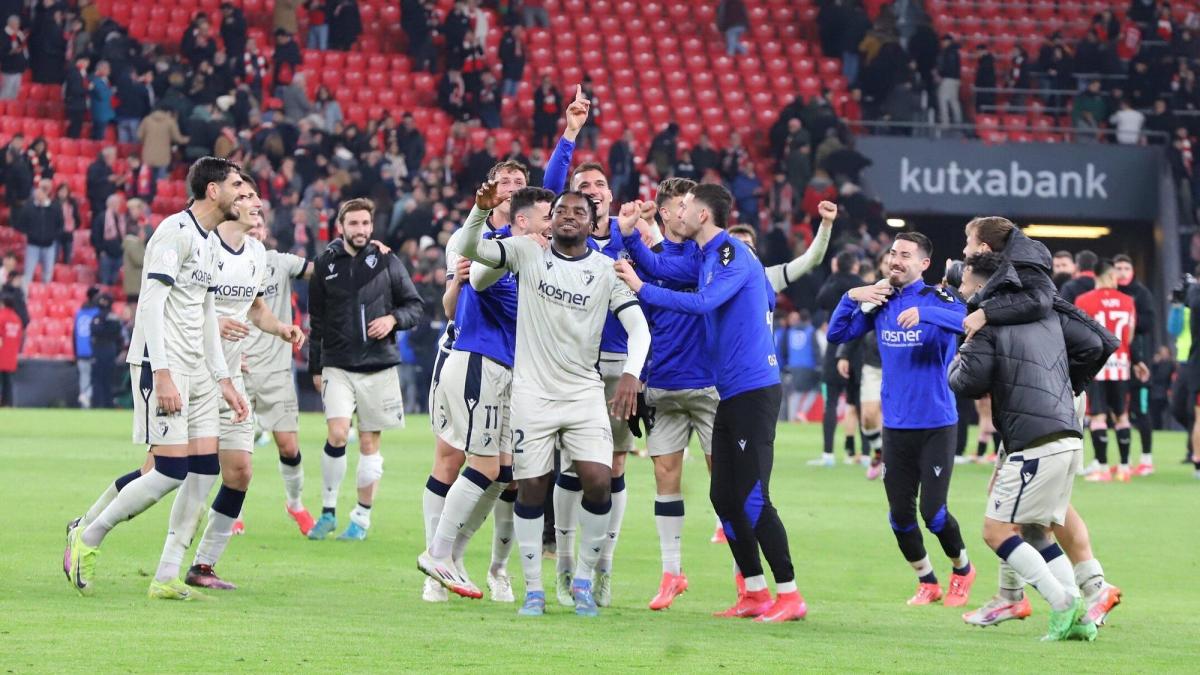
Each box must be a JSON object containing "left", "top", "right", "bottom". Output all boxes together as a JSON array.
[{"left": 857, "top": 137, "right": 1163, "bottom": 221}]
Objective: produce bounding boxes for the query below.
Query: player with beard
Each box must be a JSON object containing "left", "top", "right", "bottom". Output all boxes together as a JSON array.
[
  {"left": 827, "top": 232, "right": 976, "bottom": 608},
  {"left": 424, "top": 184, "right": 650, "bottom": 617},
  {"left": 65, "top": 157, "right": 250, "bottom": 599},
  {"left": 307, "top": 198, "right": 424, "bottom": 541},
  {"left": 179, "top": 177, "right": 305, "bottom": 589}
]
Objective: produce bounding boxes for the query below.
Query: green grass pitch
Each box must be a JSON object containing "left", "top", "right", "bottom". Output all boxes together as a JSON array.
[{"left": 1, "top": 408, "right": 1196, "bottom": 673}]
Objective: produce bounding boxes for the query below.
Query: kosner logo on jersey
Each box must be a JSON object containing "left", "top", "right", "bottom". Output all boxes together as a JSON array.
[{"left": 857, "top": 137, "right": 1163, "bottom": 220}]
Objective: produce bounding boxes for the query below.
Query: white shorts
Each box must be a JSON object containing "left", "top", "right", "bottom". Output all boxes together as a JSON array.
[
  {"left": 131, "top": 364, "right": 220, "bottom": 446},
  {"left": 987, "top": 436, "right": 1082, "bottom": 527},
  {"left": 320, "top": 366, "right": 405, "bottom": 432},
  {"left": 243, "top": 368, "right": 299, "bottom": 433},
  {"left": 432, "top": 351, "right": 512, "bottom": 456},
  {"left": 859, "top": 364, "right": 882, "bottom": 404},
  {"left": 600, "top": 355, "right": 634, "bottom": 453},
  {"left": 427, "top": 323, "right": 455, "bottom": 416},
  {"left": 511, "top": 389, "right": 612, "bottom": 480},
  {"left": 219, "top": 374, "right": 254, "bottom": 452},
  {"left": 644, "top": 386, "right": 719, "bottom": 456}
]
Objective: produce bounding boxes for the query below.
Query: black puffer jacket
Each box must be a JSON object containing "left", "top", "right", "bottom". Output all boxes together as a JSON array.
[
  {"left": 309, "top": 239, "right": 424, "bottom": 373},
  {"left": 950, "top": 264, "right": 1081, "bottom": 451}
]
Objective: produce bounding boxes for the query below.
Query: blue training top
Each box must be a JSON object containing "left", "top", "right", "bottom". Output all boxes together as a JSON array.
[
  {"left": 452, "top": 225, "right": 518, "bottom": 368},
  {"left": 826, "top": 279, "right": 965, "bottom": 429},
  {"left": 631, "top": 230, "right": 780, "bottom": 399},
  {"left": 545, "top": 136, "right": 630, "bottom": 355}
]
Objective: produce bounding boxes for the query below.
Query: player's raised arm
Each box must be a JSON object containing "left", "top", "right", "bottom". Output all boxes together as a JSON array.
[
  {"left": 458, "top": 181, "right": 511, "bottom": 268},
  {"left": 621, "top": 243, "right": 748, "bottom": 315},
  {"left": 766, "top": 200, "right": 836, "bottom": 292},
  {"left": 542, "top": 85, "right": 590, "bottom": 192}
]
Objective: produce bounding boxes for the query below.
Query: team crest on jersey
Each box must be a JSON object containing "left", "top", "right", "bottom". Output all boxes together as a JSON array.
[
  {"left": 217, "top": 259, "right": 224, "bottom": 271},
  {"left": 545, "top": 259, "right": 553, "bottom": 270},
  {"left": 365, "top": 253, "right": 378, "bottom": 269},
  {"left": 719, "top": 242, "right": 735, "bottom": 266},
  {"left": 158, "top": 421, "right": 170, "bottom": 436},
  {"left": 582, "top": 269, "right": 595, "bottom": 286}
]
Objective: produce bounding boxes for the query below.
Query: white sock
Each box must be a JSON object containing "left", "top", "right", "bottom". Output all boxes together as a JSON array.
[
  {"left": 744, "top": 574, "right": 768, "bottom": 592},
  {"left": 83, "top": 469, "right": 184, "bottom": 547},
  {"left": 654, "top": 494, "right": 684, "bottom": 575},
  {"left": 553, "top": 477, "right": 581, "bottom": 574},
  {"left": 321, "top": 444, "right": 347, "bottom": 510},
  {"left": 952, "top": 548, "right": 970, "bottom": 571},
  {"left": 490, "top": 492, "right": 516, "bottom": 573},
  {"left": 597, "top": 476, "right": 627, "bottom": 574},
  {"left": 81, "top": 484, "right": 119, "bottom": 528},
  {"left": 193, "top": 511, "right": 237, "bottom": 567},
  {"left": 279, "top": 455, "right": 304, "bottom": 511},
  {"left": 350, "top": 502, "right": 371, "bottom": 529},
  {"left": 909, "top": 555, "right": 934, "bottom": 579},
  {"left": 452, "top": 476, "right": 507, "bottom": 563},
  {"left": 514, "top": 505, "right": 544, "bottom": 593},
  {"left": 431, "top": 469, "right": 490, "bottom": 559},
  {"left": 1041, "top": 546, "right": 1080, "bottom": 601},
  {"left": 1001, "top": 539, "right": 1071, "bottom": 611},
  {"left": 574, "top": 498, "right": 612, "bottom": 584},
  {"left": 1140, "top": 453, "right": 1153, "bottom": 466},
  {"left": 422, "top": 476, "right": 450, "bottom": 548},
  {"left": 776, "top": 580, "right": 797, "bottom": 594},
  {"left": 1073, "top": 558, "right": 1106, "bottom": 601},
  {"left": 155, "top": 471, "right": 220, "bottom": 582},
  {"left": 998, "top": 561, "right": 1025, "bottom": 601}
]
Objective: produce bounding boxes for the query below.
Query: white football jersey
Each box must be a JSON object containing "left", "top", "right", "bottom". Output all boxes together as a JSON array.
[
  {"left": 212, "top": 233, "right": 269, "bottom": 375},
  {"left": 127, "top": 209, "right": 220, "bottom": 376},
  {"left": 244, "top": 250, "right": 306, "bottom": 373},
  {"left": 497, "top": 237, "right": 638, "bottom": 401}
]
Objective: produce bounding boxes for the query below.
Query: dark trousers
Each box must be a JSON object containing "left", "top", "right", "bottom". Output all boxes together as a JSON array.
[
  {"left": 822, "top": 375, "right": 858, "bottom": 455},
  {"left": 67, "top": 109, "right": 86, "bottom": 138},
  {"left": 882, "top": 424, "right": 967, "bottom": 564},
  {"left": 710, "top": 384, "right": 794, "bottom": 583},
  {"left": 0, "top": 371, "right": 12, "bottom": 406},
  {"left": 91, "top": 351, "right": 116, "bottom": 409}
]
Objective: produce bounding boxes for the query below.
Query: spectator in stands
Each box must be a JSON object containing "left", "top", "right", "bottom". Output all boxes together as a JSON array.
[
  {"left": 274, "top": 0, "right": 301, "bottom": 35},
  {"left": 648, "top": 123, "right": 679, "bottom": 178},
  {"left": 1146, "top": 98, "right": 1178, "bottom": 143},
  {"left": 402, "top": 0, "right": 439, "bottom": 73},
  {"left": 55, "top": 183, "right": 80, "bottom": 265},
  {"left": 273, "top": 29, "right": 303, "bottom": 95},
  {"left": 91, "top": 193, "right": 127, "bottom": 286},
  {"left": 181, "top": 15, "right": 217, "bottom": 67},
  {"left": 26, "top": 137, "right": 52, "bottom": 185},
  {"left": 314, "top": 85, "right": 343, "bottom": 132},
  {"left": 15, "top": 179, "right": 64, "bottom": 287},
  {"left": 305, "top": 0, "right": 329, "bottom": 50},
  {"left": 1007, "top": 46, "right": 1032, "bottom": 108},
  {"left": 720, "top": 131, "right": 750, "bottom": 180},
  {"left": 29, "top": 1, "right": 66, "bottom": 84},
  {"left": 477, "top": 72, "right": 502, "bottom": 129},
  {"left": 692, "top": 133, "right": 720, "bottom": 177},
  {"left": 781, "top": 117, "right": 811, "bottom": 181},
  {"left": 72, "top": 287, "right": 100, "bottom": 408},
  {"left": 0, "top": 252, "right": 26, "bottom": 325},
  {"left": 89, "top": 292, "right": 122, "bottom": 409},
  {"left": 673, "top": 146, "right": 698, "bottom": 181},
  {"left": 1, "top": 14, "right": 27, "bottom": 100},
  {"left": 122, "top": 208, "right": 150, "bottom": 303},
  {"left": 1072, "top": 79, "right": 1108, "bottom": 142},
  {"left": 717, "top": 0, "right": 749, "bottom": 57},
  {"left": 500, "top": 24, "right": 526, "bottom": 99},
  {"left": 974, "top": 44, "right": 996, "bottom": 113},
  {"left": 2, "top": 134, "right": 31, "bottom": 208},
  {"left": 0, "top": 294, "right": 19, "bottom": 406},
  {"left": 64, "top": 56, "right": 90, "bottom": 139},
  {"left": 329, "top": 0, "right": 363, "bottom": 51},
  {"left": 608, "top": 129, "right": 635, "bottom": 203},
  {"left": 1093, "top": 9, "right": 1121, "bottom": 42},
  {"left": 137, "top": 104, "right": 188, "bottom": 181},
  {"left": 729, "top": 157, "right": 762, "bottom": 227},
  {"left": 220, "top": 2, "right": 248, "bottom": 60},
  {"left": 522, "top": 0, "right": 549, "bottom": 28},
  {"left": 1110, "top": 98, "right": 1147, "bottom": 145},
  {"left": 438, "top": 68, "right": 469, "bottom": 122},
  {"left": 87, "top": 60, "right": 115, "bottom": 141},
  {"left": 115, "top": 69, "right": 153, "bottom": 144},
  {"left": 934, "top": 34, "right": 962, "bottom": 128},
  {"left": 85, "top": 146, "right": 120, "bottom": 216},
  {"left": 1174, "top": 28, "right": 1200, "bottom": 62},
  {"left": 531, "top": 74, "right": 560, "bottom": 149},
  {"left": 281, "top": 72, "right": 317, "bottom": 122},
  {"left": 443, "top": 0, "right": 473, "bottom": 67}
]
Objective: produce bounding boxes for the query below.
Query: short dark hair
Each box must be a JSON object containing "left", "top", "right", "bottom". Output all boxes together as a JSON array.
[
  {"left": 896, "top": 231, "right": 933, "bottom": 258},
  {"left": 570, "top": 161, "right": 607, "bottom": 186},
  {"left": 655, "top": 177, "right": 696, "bottom": 210},
  {"left": 965, "top": 252, "right": 1005, "bottom": 279},
  {"left": 337, "top": 197, "right": 375, "bottom": 224},
  {"left": 728, "top": 224, "right": 757, "bottom": 247},
  {"left": 187, "top": 156, "right": 241, "bottom": 201},
  {"left": 487, "top": 159, "right": 529, "bottom": 182},
  {"left": 836, "top": 250, "right": 859, "bottom": 273},
  {"left": 965, "top": 216, "right": 1016, "bottom": 252},
  {"left": 1075, "top": 249, "right": 1098, "bottom": 272},
  {"left": 1053, "top": 250, "right": 1073, "bottom": 260},
  {"left": 551, "top": 190, "right": 597, "bottom": 224},
  {"left": 1113, "top": 253, "right": 1133, "bottom": 266},
  {"left": 1094, "top": 258, "right": 1115, "bottom": 278},
  {"left": 509, "top": 186, "right": 554, "bottom": 220},
  {"left": 688, "top": 183, "right": 732, "bottom": 230}
]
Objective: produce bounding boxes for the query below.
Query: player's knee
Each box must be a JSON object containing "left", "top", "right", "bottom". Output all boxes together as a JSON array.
[
  {"left": 357, "top": 453, "right": 384, "bottom": 488},
  {"left": 466, "top": 455, "right": 500, "bottom": 481},
  {"left": 888, "top": 510, "right": 919, "bottom": 534},
  {"left": 1020, "top": 523, "right": 1053, "bottom": 549},
  {"left": 326, "top": 426, "right": 350, "bottom": 448},
  {"left": 276, "top": 434, "right": 299, "bottom": 457},
  {"left": 921, "top": 503, "right": 950, "bottom": 533},
  {"left": 709, "top": 488, "right": 735, "bottom": 518},
  {"left": 1088, "top": 417, "right": 1107, "bottom": 431}
]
